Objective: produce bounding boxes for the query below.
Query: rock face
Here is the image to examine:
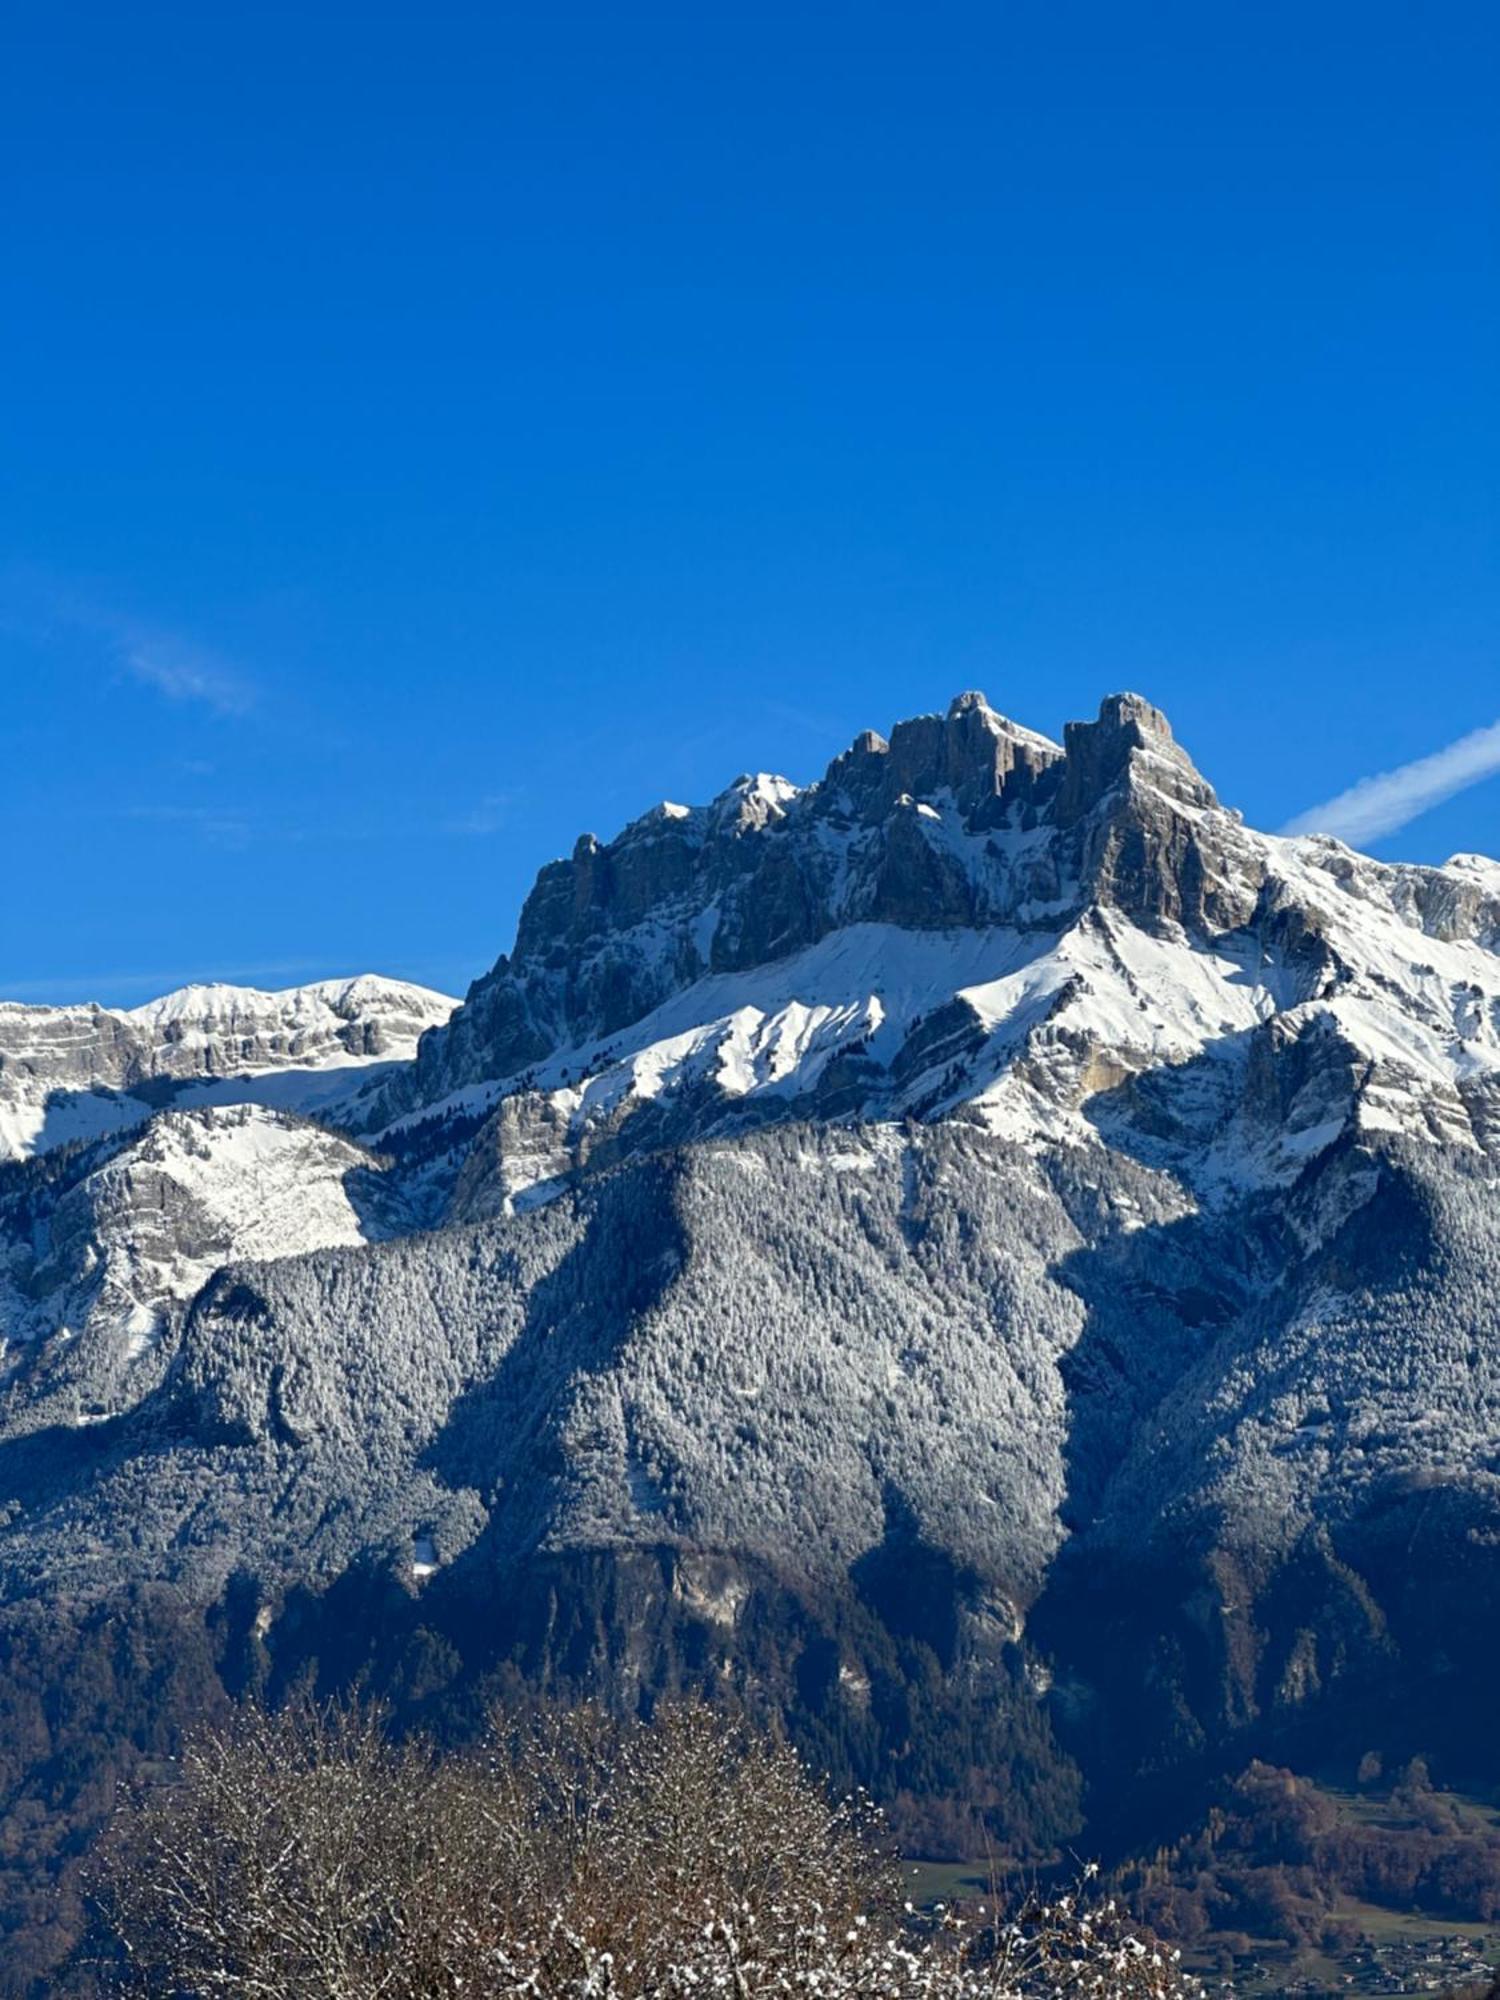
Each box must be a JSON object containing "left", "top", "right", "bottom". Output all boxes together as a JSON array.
[
  {"left": 3, "top": 690, "right": 1500, "bottom": 1923},
  {"left": 0, "top": 974, "right": 457, "bottom": 1160}
]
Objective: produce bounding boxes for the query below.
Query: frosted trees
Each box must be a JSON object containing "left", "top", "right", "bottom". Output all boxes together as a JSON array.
[{"left": 89, "top": 1699, "right": 1197, "bottom": 1998}]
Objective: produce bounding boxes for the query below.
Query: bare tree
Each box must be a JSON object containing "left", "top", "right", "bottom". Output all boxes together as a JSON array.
[
  {"left": 89, "top": 1701, "right": 489, "bottom": 1998},
  {"left": 87, "top": 1699, "right": 1198, "bottom": 1999}
]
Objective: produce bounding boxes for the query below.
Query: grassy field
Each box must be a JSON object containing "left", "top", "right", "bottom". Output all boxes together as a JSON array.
[{"left": 904, "top": 1859, "right": 994, "bottom": 1907}]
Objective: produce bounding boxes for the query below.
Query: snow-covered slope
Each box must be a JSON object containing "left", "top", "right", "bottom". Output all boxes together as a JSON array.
[
  {"left": 0, "top": 1104, "right": 402, "bottom": 1423},
  {"left": 0, "top": 973, "right": 457, "bottom": 1161}
]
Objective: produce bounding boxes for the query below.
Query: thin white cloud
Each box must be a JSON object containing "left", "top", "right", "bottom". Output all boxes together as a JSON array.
[
  {"left": 1282, "top": 717, "right": 1500, "bottom": 846},
  {"left": 445, "top": 790, "right": 523, "bottom": 836},
  {"left": 118, "top": 629, "right": 256, "bottom": 717},
  {"left": 0, "top": 564, "right": 258, "bottom": 717},
  {"left": 122, "top": 802, "right": 255, "bottom": 849}
]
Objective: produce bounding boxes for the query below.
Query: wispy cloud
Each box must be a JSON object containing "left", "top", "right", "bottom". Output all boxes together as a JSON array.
[
  {"left": 445, "top": 790, "right": 524, "bottom": 836},
  {"left": 0, "top": 565, "right": 258, "bottom": 717},
  {"left": 117, "top": 629, "right": 256, "bottom": 716},
  {"left": 121, "top": 802, "right": 255, "bottom": 849},
  {"left": 1282, "top": 716, "right": 1500, "bottom": 846},
  {"left": 112, "top": 801, "right": 416, "bottom": 850}
]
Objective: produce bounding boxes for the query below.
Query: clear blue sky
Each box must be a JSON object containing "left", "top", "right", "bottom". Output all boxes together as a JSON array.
[{"left": 3, "top": 3, "right": 1496, "bottom": 1004}]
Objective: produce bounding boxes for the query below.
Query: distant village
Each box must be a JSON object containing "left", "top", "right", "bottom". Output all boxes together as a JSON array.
[{"left": 1234, "top": 1928, "right": 1498, "bottom": 1996}]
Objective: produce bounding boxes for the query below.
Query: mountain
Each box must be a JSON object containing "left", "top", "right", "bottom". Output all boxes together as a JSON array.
[
  {"left": 0, "top": 973, "right": 457, "bottom": 1161},
  {"left": 358, "top": 691, "right": 1500, "bottom": 1211},
  {"left": 3, "top": 692, "right": 1500, "bottom": 1988}
]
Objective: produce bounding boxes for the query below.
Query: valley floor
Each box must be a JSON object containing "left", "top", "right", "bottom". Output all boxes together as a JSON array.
[{"left": 910, "top": 1777, "right": 1500, "bottom": 2000}]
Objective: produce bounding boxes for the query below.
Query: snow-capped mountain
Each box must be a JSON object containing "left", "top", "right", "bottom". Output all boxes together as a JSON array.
[
  {"left": 365, "top": 693, "right": 1500, "bottom": 1216},
  {"left": 0, "top": 973, "right": 457, "bottom": 1161},
  {"left": 2, "top": 691, "right": 1499, "bottom": 1939}
]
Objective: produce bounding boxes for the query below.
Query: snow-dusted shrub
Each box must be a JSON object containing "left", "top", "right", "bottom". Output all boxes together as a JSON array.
[{"left": 88, "top": 1700, "right": 1196, "bottom": 1998}]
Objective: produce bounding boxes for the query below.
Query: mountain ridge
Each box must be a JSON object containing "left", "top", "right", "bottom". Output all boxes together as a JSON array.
[{"left": 0, "top": 972, "right": 456, "bottom": 1162}]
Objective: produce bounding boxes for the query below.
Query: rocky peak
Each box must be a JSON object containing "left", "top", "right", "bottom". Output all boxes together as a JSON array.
[
  {"left": 390, "top": 690, "right": 1257, "bottom": 1117},
  {"left": 819, "top": 688, "right": 1062, "bottom": 825},
  {"left": 712, "top": 773, "right": 801, "bottom": 834},
  {"left": 1055, "top": 693, "right": 1216, "bottom": 828}
]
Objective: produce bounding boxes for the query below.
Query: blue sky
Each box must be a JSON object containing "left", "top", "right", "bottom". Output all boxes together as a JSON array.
[{"left": 3, "top": 2, "right": 1496, "bottom": 1005}]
